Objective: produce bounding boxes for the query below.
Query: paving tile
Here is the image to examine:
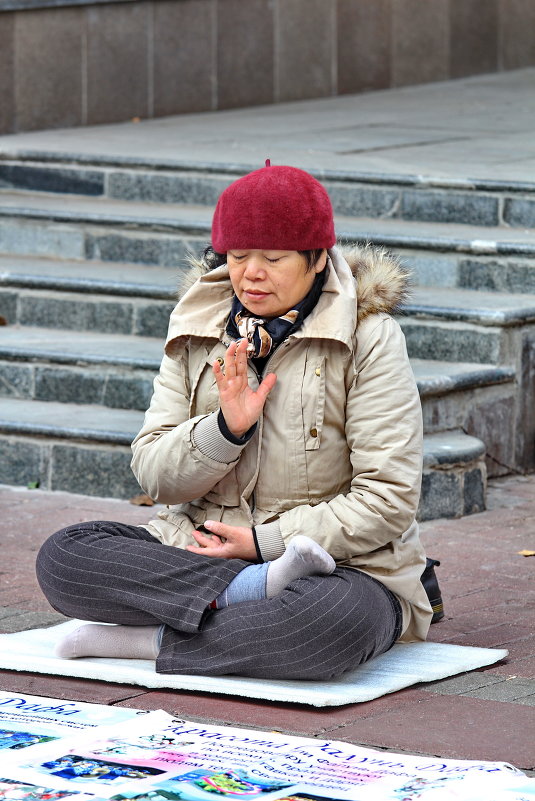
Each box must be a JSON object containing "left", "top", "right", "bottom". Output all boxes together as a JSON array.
[
  {"left": 446, "top": 604, "right": 527, "bottom": 632},
  {"left": 488, "top": 638, "right": 535, "bottom": 662},
  {"left": 0, "top": 486, "right": 156, "bottom": 538},
  {"left": 425, "top": 620, "right": 473, "bottom": 643},
  {"left": 515, "top": 694, "right": 535, "bottom": 706},
  {"left": 489, "top": 656, "right": 535, "bottom": 678},
  {"left": 338, "top": 687, "right": 438, "bottom": 723},
  {"left": 445, "top": 588, "right": 527, "bottom": 615},
  {"left": 0, "top": 608, "right": 65, "bottom": 633},
  {"left": 420, "top": 672, "right": 504, "bottom": 696},
  {"left": 0, "top": 595, "right": 52, "bottom": 614},
  {"left": 446, "top": 624, "right": 534, "bottom": 649},
  {"left": 115, "top": 686, "right": 433, "bottom": 735},
  {"left": 0, "top": 486, "right": 157, "bottom": 624},
  {"left": 464, "top": 677, "right": 535, "bottom": 703},
  {"left": 336, "top": 695, "right": 535, "bottom": 769},
  {"left": 0, "top": 670, "right": 148, "bottom": 705}
]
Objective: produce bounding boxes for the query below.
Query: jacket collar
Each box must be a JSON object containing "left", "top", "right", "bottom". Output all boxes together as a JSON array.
[{"left": 165, "top": 247, "right": 357, "bottom": 358}]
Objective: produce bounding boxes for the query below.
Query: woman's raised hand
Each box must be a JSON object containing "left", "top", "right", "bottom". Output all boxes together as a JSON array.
[{"left": 213, "top": 338, "right": 277, "bottom": 437}]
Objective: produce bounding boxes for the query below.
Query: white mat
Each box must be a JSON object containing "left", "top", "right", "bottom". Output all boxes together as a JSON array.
[{"left": 0, "top": 620, "right": 508, "bottom": 707}]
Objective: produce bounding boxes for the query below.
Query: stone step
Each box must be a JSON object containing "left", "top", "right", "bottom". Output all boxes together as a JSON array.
[
  {"left": 2, "top": 254, "right": 534, "bottom": 339},
  {"left": 0, "top": 286, "right": 175, "bottom": 338},
  {"left": 0, "top": 254, "right": 178, "bottom": 335},
  {"left": 0, "top": 395, "right": 487, "bottom": 517},
  {"left": 0, "top": 321, "right": 517, "bottom": 486},
  {"left": 401, "top": 318, "right": 504, "bottom": 364},
  {"left": 0, "top": 191, "right": 208, "bottom": 266},
  {"left": 413, "top": 358, "right": 517, "bottom": 480},
  {"left": 420, "top": 430, "right": 487, "bottom": 521},
  {"left": 0, "top": 289, "right": 175, "bottom": 340},
  {"left": 413, "top": 358, "right": 515, "bottom": 397},
  {"left": 0, "top": 397, "right": 143, "bottom": 498},
  {"left": 403, "top": 250, "right": 535, "bottom": 295},
  {"left": 0, "top": 326, "right": 161, "bottom": 411},
  {"left": 2, "top": 191, "right": 535, "bottom": 268},
  {"left": 406, "top": 286, "right": 535, "bottom": 327},
  {"left": 0, "top": 324, "right": 515, "bottom": 418},
  {"left": 400, "top": 287, "right": 535, "bottom": 367},
  {"left": 3, "top": 239, "right": 535, "bottom": 304},
  {"left": 399, "top": 288, "right": 535, "bottom": 474},
  {"left": 0, "top": 256, "right": 180, "bottom": 338},
  {"left": 0, "top": 253, "right": 179, "bottom": 298},
  {"left": 1, "top": 155, "right": 535, "bottom": 230}
]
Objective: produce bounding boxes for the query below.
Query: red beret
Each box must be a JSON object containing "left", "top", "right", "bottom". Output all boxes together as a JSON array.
[{"left": 212, "top": 163, "right": 336, "bottom": 252}]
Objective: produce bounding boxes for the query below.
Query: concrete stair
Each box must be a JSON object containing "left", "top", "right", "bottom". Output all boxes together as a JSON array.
[
  {"left": 399, "top": 287, "right": 535, "bottom": 477},
  {"left": 1, "top": 155, "right": 535, "bottom": 229},
  {"left": 0, "top": 397, "right": 143, "bottom": 499},
  {"left": 1, "top": 155, "right": 534, "bottom": 518}
]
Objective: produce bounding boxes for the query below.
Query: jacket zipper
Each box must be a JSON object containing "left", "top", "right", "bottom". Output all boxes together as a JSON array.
[{"left": 247, "top": 339, "right": 292, "bottom": 517}]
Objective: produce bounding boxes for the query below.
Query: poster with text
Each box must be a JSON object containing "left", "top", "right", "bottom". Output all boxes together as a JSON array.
[
  {"left": 0, "top": 705, "right": 533, "bottom": 801},
  {"left": 0, "top": 691, "right": 148, "bottom": 757}
]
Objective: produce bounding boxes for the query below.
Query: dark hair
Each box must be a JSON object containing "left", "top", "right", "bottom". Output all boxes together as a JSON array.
[{"left": 202, "top": 246, "right": 325, "bottom": 272}]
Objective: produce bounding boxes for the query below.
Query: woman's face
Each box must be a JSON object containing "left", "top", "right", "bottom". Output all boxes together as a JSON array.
[{"left": 227, "top": 250, "right": 326, "bottom": 318}]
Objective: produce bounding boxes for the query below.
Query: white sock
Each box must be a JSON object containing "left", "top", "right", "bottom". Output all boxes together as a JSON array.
[
  {"left": 266, "top": 535, "right": 336, "bottom": 598},
  {"left": 55, "top": 624, "right": 161, "bottom": 660}
]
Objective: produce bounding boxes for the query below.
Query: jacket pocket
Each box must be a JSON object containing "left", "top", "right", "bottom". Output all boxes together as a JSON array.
[
  {"left": 188, "top": 345, "right": 224, "bottom": 417},
  {"left": 301, "top": 355, "right": 326, "bottom": 451}
]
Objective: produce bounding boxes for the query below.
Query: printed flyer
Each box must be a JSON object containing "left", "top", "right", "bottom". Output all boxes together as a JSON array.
[
  {"left": 0, "top": 776, "right": 96, "bottom": 801},
  {"left": 0, "top": 692, "right": 149, "bottom": 754},
  {"left": 0, "top": 702, "right": 533, "bottom": 801}
]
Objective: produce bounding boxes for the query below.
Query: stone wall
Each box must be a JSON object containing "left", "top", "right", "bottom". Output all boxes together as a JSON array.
[{"left": 1, "top": 0, "right": 535, "bottom": 134}]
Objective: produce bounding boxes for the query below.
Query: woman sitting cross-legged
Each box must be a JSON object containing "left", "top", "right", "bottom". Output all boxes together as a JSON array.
[{"left": 36, "top": 163, "right": 433, "bottom": 680}]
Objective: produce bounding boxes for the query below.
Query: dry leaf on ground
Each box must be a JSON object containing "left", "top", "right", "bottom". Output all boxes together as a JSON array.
[{"left": 129, "top": 493, "right": 155, "bottom": 506}]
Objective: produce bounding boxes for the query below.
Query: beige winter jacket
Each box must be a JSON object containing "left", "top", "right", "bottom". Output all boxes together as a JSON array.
[{"left": 131, "top": 245, "right": 433, "bottom": 642}]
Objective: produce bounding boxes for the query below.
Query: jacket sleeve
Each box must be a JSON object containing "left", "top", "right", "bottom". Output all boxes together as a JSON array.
[
  {"left": 278, "top": 315, "right": 423, "bottom": 561},
  {"left": 130, "top": 352, "right": 245, "bottom": 504}
]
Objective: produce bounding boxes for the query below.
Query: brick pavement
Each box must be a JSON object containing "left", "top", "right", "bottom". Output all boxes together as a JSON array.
[{"left": 0, "top": 476, "right": 533, "bottom": 773}]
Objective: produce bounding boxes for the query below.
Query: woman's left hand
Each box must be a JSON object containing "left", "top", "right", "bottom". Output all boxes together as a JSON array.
[{"left": 186, "top": 520, "right": 257, "bottom": 561}]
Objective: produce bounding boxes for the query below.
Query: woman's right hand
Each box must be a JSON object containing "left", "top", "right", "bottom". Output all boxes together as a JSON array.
[{"left": 213, "top": 338, "right": 277, "bottom": 438}]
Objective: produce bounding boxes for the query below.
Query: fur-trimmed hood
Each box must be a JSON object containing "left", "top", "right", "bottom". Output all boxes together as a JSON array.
[
  {"left": 337, "top": 244, "right": 410, "bottom": 323},
  {"left": 179, "top": 243, "right": 410, "bottom": 325}
]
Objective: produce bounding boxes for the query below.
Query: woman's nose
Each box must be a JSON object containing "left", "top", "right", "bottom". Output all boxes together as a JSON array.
[{"left": 243, "top": 256, "right": 265, "bottom": 278}]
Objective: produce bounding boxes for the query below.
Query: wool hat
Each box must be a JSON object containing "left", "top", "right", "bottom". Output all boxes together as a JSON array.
[{"left": 212, "top": 162, "right": 336, "bottom": 252}]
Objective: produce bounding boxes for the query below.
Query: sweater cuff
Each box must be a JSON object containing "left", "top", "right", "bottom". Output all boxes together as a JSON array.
[
  {"left": 192, "top": 412, "right": 246, "bottom": 464},
  {"left": 254, "top": 521, "right": 285, "bottom": 562},
  {"left": 217, "top": 409, "right": 257, "bottom": 445}
]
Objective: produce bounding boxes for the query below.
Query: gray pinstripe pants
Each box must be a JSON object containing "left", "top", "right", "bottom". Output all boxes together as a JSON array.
[{"left": 36, "top": 521, "right": 402, "bottom": 680}]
